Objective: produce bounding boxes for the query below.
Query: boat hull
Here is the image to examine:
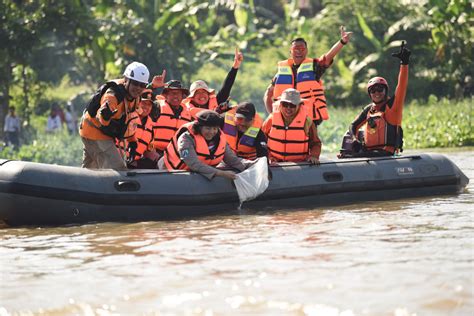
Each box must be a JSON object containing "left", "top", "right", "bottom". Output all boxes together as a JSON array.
[{"left": 0, "top": 154, "right": 469, "bottom": 226}]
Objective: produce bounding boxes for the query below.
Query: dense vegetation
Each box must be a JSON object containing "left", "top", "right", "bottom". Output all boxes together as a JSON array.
[{"left": 1, "top": 0, "right": 472, "bottom": 165}]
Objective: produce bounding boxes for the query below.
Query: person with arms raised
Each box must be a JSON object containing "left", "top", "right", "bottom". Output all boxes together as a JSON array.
[
  {"left": 339, "top": 42, "right": 410, "bottom": 158},
  {"left": 264, "top": 26, "right": 353, "bottom": 125},
  {"left": 184, "top": 47, "right": 244, "bottom": 118}
]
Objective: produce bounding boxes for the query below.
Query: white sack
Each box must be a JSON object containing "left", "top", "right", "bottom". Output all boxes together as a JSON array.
[{"left": 233, "top": 157, "right": 269, "bottom": 204}]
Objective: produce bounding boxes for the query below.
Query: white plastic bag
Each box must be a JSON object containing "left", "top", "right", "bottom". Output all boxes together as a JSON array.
[{"left": 233, "top": 157, "right": 269, "bottom": 204}]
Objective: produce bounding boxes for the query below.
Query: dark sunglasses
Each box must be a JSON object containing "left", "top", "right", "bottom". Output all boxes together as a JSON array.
[
  {"left": 369, "top": 85, "right": 385, "bottom": 94},
  {"left": 281, "top": 101, "right": 297, "bottom": 109},
  {"left": 130, "top": 79, "right": 147, "bottom": 88}
]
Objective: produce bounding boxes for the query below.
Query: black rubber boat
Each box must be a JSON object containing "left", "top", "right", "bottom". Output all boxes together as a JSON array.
[{"left": 0, "top": 153, "right": 469, "bottom": 227}]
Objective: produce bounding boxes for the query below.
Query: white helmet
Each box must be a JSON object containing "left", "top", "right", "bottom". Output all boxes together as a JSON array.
[{"left": 123, "top": 62, "right": 150, "bottom": 84}]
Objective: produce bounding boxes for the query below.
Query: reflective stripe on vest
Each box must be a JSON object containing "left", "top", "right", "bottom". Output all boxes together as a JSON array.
[
  {"left": 183, "top": 95, "right": 219, "bottom": 119},
  {"left": 152, "top": 103, "right": 193, "bottom": 151},
  {"left": 163, "top": 122, "right": 227, "bottom": 171},
  {"left": 222, "top": 109, "right": 263, "bottom": 159},
  {"left": 273, "top": 58, "right": 329, "bottom": 122},
  {"left": 267, "top": 110, "right": 309, "bottom": 162}
]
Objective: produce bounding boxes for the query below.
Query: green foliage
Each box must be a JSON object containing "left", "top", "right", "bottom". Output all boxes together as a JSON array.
[{"left": 1, "top": 129, "right": 82, "bottom": 166}]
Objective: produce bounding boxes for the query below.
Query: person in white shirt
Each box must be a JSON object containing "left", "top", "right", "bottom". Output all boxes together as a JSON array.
[
  {"left": 46, "top": 108, "right": 62, "bottom": 133},
  {"left": 4, "top": 106, "right": 21, "bottom": 148}
]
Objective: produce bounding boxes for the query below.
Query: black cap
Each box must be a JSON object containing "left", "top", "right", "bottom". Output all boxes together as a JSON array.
[
  {"left": 196, "top": 110, "right": 223, "bottom": 127},
  {"left": 162, "top": 80, "right": 190, "bottom": 96},
  {"left": 235, "top": 102, "right": 256, "bottom": 121}
]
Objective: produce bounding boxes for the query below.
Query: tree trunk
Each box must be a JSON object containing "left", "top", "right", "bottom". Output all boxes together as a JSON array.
[{"left": 0, "top": 64, "right": 12, "bottom": 140}]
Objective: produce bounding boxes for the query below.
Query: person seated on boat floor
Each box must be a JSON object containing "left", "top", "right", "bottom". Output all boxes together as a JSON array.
[
  {"left": 159, "top": 110, "right": 254, "bottom": 180},
  {"left": 119, "top": 89, "right": 161, "bottom": 169},
  {"left": 339, "top": 41, "right": 410, "bottom": 159},
  {"left": 184, "top": 47, "right": 244, "bottom": 119},
  {"left": 151, "top": 80, "right": 193, "bottom": 158},
  {"left": 262, "top": 88, "right": 321, "bottom": 165},
  {"left": 222, "top": 102, "right": 268, "bottom": 160}
]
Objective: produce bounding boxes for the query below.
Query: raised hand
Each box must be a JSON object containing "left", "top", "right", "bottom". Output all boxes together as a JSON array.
[
  {"left": 99, "top": 102, "right": 118, "bottom": 121},
  {"left": 151, "top": 69, "right": 167, "bottom": 88},
  {"left": 233, "top": 46, "right": 244, "bottom": 69},
  {"left": 391, "top": 41, "right": 411, "bottom": 65},
  {"left": 340, "top": 25, "right": 353, "bottom": 44}
]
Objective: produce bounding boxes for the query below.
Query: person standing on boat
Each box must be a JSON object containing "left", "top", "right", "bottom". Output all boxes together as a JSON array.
[
  {"left": 222, "top": 102, "right": 268, "bottom": 159},
  {"left": 262, "top": 88, "right": 321, "bottom": 165},
  {"left": 152, "top": 80, "right": 193, "bottom": 157},
  {"left": 184, "top": 47, "right": 244, "bottom": 118},
  {"left": 341, "top": 42, "right": 410, "bottom": 158},
  {"left": 79, "top": 62, "right": 150, "bottom": 170},
  {"left": 263, "top": 26, "right": 353, "bottom": 125},
  {"left": 159, "top": 110, "right": 253, "bottom": 180}
]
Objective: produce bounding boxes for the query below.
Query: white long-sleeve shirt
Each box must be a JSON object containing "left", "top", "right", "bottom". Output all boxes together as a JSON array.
[
  {"left": 46, "top": 115, "right": 62, "bottom": 132},
  {"left": 4, "top": 114, "right": 21, "bottom": 132}
]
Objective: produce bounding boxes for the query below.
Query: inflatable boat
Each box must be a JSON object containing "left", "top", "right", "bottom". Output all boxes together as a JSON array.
[{"left": 0, "top": 153, "right": 469, "bottom": 227}]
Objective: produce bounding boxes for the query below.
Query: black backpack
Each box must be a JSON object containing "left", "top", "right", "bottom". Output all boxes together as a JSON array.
[{"left": 85, "top": 81, "right": 127, "bottom": 117}]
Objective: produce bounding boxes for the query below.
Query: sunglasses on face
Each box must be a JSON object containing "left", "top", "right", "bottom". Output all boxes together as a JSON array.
[
  {"left": 281, "top": 102, "right": 297, "bottom": 109},
  {"left": 130, "top": 79, "right": 147, "bottom": 88},
  {"left": 369, "top": 85, "right": 385, "bottom": 94}
]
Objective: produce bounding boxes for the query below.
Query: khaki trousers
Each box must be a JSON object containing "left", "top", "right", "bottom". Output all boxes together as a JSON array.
[{"left": 81, "top": 137, "right": 127, "bottom": 170}]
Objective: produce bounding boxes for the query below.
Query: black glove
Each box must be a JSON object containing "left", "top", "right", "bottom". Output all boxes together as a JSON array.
[
  {"left": 216, "top": 99, "right": 231, "bottom": 113},
  {"left": 391, "top": 41, "right": 411, "bottom": 65},
  {"left": 150, "top": 102, "right": 160, "bottom": 122},
  {"left": 99, "top": 102, "right": 118, "bottom": 121},
  {"left": 126, "top": 141, "right": 138, "bottom": 164}
]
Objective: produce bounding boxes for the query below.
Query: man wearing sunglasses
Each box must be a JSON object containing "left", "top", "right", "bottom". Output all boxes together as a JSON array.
[
  {"left": 262, "top": 88, "right": 321, "bottom": 165},
  {"left": 264, "top": 26, "right": 353, "bottom": 126},
  {"left": 80, "top": 61, "right": 150, "bottom": 169},
  {"left": 344, "top": 42, "right": 411, "bottom": 157}
]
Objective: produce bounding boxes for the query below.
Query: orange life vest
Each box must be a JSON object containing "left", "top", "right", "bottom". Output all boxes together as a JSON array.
[
  {"left": 363, "top": 104, "right": 402, "bottom": 154},
  {"left": 116, "top": 115, "right": 154, "bottom": 160},
  {"left": 222, "top": 108, "right": 263, "bottom": 159},
  {"left": 152, "top": 102, "right": 193, "bottom": 152},
  {"left": 183, "top": 95, "right": 219, "bottom": 119},
  {"left": 163, "top": 122, "right": 227, "bottom": 171},
  {"left": 273, "top": 58, "right": 329, "bottom": 122},
  {"left": 267, "top": 110, "right": 309, "bottom": 162}
]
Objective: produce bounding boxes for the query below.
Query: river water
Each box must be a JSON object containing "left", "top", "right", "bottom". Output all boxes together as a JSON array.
[{"left": 0, "top": 151, "right": 473, "bottom": 315}]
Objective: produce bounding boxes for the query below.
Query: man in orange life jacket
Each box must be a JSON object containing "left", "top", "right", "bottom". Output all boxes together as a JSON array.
[
  {"left": 262, "top": 88, "right": 321, "bottom": 165},
  {"left": 159, "top": 110, "right": 253, "bottom": 180},
  {"left": 222, "top": 102, "right": 268, "bottom": 159},
  {"left": 152, "top": 80, "right": 193, "bottom": 156},
  {"left": 184, "top": 47, "right": 244, "bottom": 118},
  {"left": 122, "top": 89, "right": 160, "bottom": 169},
  {"left": 264, "top": 26, "right": 353, "bottom": 125},
  {"left": 79, "top": 62, "right": 149, "bottom": 170},
  {"left": 341, "top": 42, "right": 410, "bottom": 158}
]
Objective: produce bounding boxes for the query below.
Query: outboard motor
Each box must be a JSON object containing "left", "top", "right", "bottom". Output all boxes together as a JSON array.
[{"left": 338, "top": 130, "right": 364, "bottom": 159}]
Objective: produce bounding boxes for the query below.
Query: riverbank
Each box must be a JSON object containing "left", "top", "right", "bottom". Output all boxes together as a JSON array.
[{"left": 0, "top": 97, "right": 472, "bottom": 166}]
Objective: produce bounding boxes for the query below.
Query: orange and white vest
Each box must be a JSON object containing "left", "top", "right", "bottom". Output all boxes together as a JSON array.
[
  {"left": 152, "top": 101, "right": 193, "bottom": 152},
  {"left": 267, "top": 110, "right": 309, "bottom": 162},
  {"left": 183, "top": 95, "right": 219, "bottom": 119},
  {"left": 222, "top": 108, "right": 263, "bottom": 159},
  {"left": 273, "top": 58, "right": 329, "bottom": 122},
  {"left": 163, "top": 122, "right": 227, "bottom": 170}
]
